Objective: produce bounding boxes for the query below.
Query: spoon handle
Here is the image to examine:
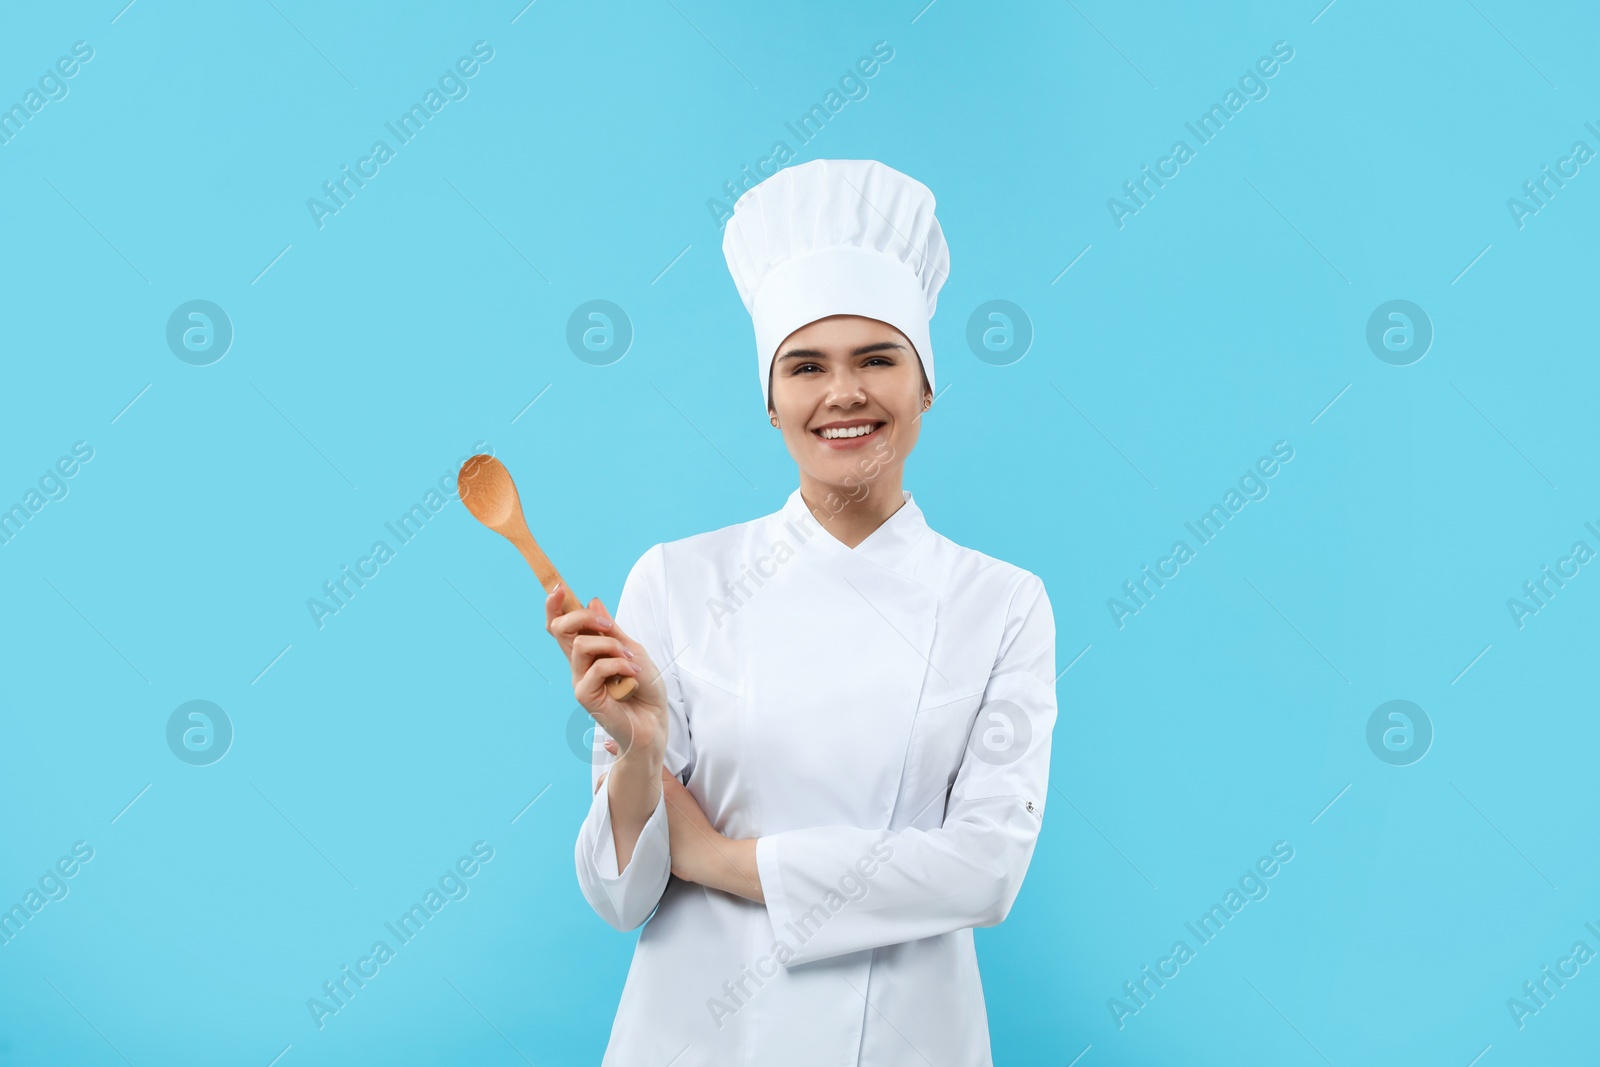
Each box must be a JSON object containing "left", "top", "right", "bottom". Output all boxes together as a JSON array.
[{"left": 509, "top": 530, "right": 638, "bottom": 700}]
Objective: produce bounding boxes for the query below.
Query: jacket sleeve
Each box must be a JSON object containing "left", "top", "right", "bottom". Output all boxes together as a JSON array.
[
  {"left": 754, "top": 572, "right": 1056, "bottom": 967},
  {"left": 573, "top": 542, "right": 696, "bottom": 931}
]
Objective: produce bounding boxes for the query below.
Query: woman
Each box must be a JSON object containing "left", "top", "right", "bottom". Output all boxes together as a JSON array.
[{"left": 553, "top": 159, "right": 1057, "bottom": 1066}]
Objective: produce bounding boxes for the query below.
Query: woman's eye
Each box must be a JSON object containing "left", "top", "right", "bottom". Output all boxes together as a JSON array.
[{"left": 792, "top": 357, "right": 890, "bottom": 374}]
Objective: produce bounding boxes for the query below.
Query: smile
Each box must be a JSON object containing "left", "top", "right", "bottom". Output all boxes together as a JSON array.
[{"left": 812, "top": 421, "right": 885, "bottom": 449}]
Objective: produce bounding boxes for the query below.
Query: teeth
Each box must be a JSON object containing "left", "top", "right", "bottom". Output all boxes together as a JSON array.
[{"left": 819, "top": 424, "right": 879, "bottom": 439}]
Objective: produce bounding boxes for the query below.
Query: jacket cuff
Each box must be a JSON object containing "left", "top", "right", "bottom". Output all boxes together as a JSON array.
[
  {"left": 587, "top": 777, "right": 671, "bottom": 924},
  {"left": 755, "top": 834, "right": 792, "bottom": 941}
]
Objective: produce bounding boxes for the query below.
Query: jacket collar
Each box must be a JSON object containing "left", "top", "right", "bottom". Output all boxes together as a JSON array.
[{"left": 776, "top": 486, "right": 930, "bottom": 578}]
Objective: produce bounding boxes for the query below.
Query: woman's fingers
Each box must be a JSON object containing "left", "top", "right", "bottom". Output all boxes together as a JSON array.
[
  {"left": 570, "top": 633, "right": 661, "bottom": 712},
  {"left": 576, "top": 656, "right": 641, "bottom": 707},
  {"left": 585, "top": 621, "right": 667, "bottom": 706},
  {"left": 555, "top": 608, "right": 632, "bottom": 695},
  {"left": 549, "top": 592, "right": 653, "bottom": 700},
  {"left": 545, "top": 585, "right": 615, "bottom": 652},
  {"left": 578, "top": 653, "right": 640, "bottom": 684},
  {"left": 542, "top": 584, "right": 570, "bottom": 646},
  {"left": 571, "top": 633, "right": 634, "bottom": 667},
  {"left": 592, "top": 740, "right": 623, "bottom": 793}
]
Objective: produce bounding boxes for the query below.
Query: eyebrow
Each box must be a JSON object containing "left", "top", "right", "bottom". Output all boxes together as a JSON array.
[{"left": 777, "top": 341, "right": 907, "bottom": 362}]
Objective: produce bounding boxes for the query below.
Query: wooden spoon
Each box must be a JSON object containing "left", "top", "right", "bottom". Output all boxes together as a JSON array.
[{"left": 457, "top": 455, "right": 637, "bottom": 700}]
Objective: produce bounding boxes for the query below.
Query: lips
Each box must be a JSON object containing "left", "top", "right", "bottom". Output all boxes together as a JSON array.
[{"left": 812, "top": 421, "right": 885, "bottom": 449}]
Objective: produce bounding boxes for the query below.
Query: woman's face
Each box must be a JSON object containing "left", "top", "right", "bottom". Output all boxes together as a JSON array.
[{"left": 768, "top": 314, "right": 931, "bottom": 496}]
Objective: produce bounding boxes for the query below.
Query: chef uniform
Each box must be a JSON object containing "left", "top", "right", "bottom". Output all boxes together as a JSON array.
[{"left": 574, "top": 159, "right": 1057, "bottom": 1067}]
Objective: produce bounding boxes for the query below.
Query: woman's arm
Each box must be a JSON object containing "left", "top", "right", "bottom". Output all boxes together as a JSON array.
[
  {"left": 687, "top": 837, "right": 763, "bottom": 904},
  {"left": 664, "top": 770, "right": 764, "bottom": 904},
  {"left": 573, "top": 544, "right": 697, "bottom": 931},
  {"left": 602, "top": 572, "right": 1055, "bottom": 946},
  {"left": 753, "top": 572, "right": 1056, "bottom": 967},
  {"left": 605, "top": 751, "right": 664, "bottom": 874},
  {"left": 597, "top": 743, "right": 764, "bottom": 904}
]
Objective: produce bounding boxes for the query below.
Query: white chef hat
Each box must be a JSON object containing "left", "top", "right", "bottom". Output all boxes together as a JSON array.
[{"left": 721, "top": 158, "right": 949, "bottom": 410}]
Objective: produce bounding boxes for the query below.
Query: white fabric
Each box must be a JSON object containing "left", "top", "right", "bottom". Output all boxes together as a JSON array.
[
  {"left": 721, "top": 159, "right": 950, "bottom": 408},
  {"left": 574, "top": 489, "right": 1056, "bottom": 1066}
]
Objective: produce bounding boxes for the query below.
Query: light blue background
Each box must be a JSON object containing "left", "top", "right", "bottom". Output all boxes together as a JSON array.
[{"left": 2, "top": 1, "right": 1597, "bottom": 1064}]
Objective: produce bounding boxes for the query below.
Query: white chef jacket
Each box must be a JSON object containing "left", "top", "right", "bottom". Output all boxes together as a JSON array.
[{"left": 574, "top": 487, "right": 1057, "bottom": 1066}]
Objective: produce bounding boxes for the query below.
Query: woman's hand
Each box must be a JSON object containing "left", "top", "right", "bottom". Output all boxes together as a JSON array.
[
  {"left": 659, "top": 767, "right": 721, "bottom": 883},
  {"left": 550, "top": 583, "right": 672, "bottom": 874},
  {"left": 594, "top": 742, "right": 713, "bottom": 870},
  {"left": 545, "top": 583, "right": 669, "bottom": 768},
  {"left": 596, "top": 740, "right": 764, "bottom": 904}
]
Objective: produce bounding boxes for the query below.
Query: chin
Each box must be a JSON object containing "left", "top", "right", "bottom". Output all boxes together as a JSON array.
[{"left": 810, "top": 448, "right": 904, "bottom": 492}]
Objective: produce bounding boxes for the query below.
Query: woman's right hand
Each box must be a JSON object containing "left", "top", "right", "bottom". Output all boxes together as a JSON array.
[{"left": 545, "top": 583, "right": 670, "bottom": 770}]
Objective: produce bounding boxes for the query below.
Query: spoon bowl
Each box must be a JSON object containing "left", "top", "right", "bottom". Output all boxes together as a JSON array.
[
  {"left": 458, "top": 453, "right": 519, "bottom": 530},
  {"left": 457, "top": 455, "right": 638, "bottom": 700}
]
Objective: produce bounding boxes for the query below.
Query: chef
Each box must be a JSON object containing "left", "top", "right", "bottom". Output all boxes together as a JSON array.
[{"left": 558, "top": 158, "right": 1058, "bottom": 1066}]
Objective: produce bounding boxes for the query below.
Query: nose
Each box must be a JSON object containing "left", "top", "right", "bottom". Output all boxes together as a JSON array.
[{"left": 824, "top": 366, "right": 868, "bottom": 408}]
